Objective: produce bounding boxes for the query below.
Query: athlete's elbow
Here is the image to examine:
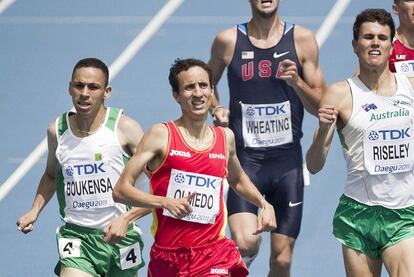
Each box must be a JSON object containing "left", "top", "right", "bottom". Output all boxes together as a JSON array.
[
  {"left": 307, "top": 164, "right": 322, "bottom": 175},
  {"left": 305, "top": 155, "right": 324, "bottom": 174},
  {"left": 112, "top": 185, "right": 125, "bottom": 204}
]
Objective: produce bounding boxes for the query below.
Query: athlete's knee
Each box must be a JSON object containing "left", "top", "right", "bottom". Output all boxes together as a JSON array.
[
  {"left": 233, "top": 234, "right": 261, "bottom": 257},
  {"left": 269, "top": 251, "right": 293, "bottom": 272}
]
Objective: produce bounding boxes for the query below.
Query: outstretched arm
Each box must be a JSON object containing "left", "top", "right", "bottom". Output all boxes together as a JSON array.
[
  {"left": 17, "top": 123, "right": 58, "bottom": 233},
  {"left": 225, "top": 128, "right": 276, "bottom": 234}
]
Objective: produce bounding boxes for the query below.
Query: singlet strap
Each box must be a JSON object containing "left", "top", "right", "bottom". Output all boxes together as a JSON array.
[
  {"left": 237, "top": 23, "right": 248, "bottom": 35},
  {"left": 57, "top": 113, "right": 68, "bottom": 136},
  {"left": 284, "top": 22, "right": 294, "bottom": 34},
  {"left": 105, "top": 107, "right": 122, "bottom": 131}
]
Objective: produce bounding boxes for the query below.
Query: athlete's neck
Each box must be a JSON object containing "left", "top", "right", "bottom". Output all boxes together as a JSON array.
[
  {"left": 175, "top": 117, "right": 213, "bottom": 150},
  {"left": 72, "top": 106, "right": 106, "bottom": 136},
  {"left": 358, "top": 68, "right": 396, "bottom": 96},
  {"left": 248, "top": 14, "right": 283, "bottom": 45}
]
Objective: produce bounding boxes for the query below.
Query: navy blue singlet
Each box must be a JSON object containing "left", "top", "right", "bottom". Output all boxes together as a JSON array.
[{"left": 227, "top": 22, "right": 304, "bottom": 157}]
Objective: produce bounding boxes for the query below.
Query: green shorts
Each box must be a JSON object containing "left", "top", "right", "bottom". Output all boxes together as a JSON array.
[
  {"left": 55, "top": 223, "right": 145, "bottom": 277},
  {"left": 333, "top": 194, "right": 414, "bottom": 258}
]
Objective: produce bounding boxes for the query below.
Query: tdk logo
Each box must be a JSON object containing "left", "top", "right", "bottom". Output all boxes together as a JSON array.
[
  {"left": 362, "top": 103, "right": 378, "bottom": 112},
  {"left": 247, "top": 105, "right": 286, "bottom": 116},
  {"left": 176, "top": 174, "right": 218, "bottom": 189},
  {"left": 369, "top": 128, "right": 410, "bottom": 141},
  {"left": 170, "top": 150, "right": 191, "bottom": 158},
  {"left": 67, "top": 163, "right": 106, "bottom": 176}
]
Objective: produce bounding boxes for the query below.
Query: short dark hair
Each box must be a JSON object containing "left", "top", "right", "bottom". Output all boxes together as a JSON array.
[
  {"left": 353, "top": 8, "right": 395, "bottom": 41},
  {"left": 168, "top": 58, "right": 213, "bottom": 92},
  {"left": 71, "top": 57, "right": 109, "bottom": 86}
]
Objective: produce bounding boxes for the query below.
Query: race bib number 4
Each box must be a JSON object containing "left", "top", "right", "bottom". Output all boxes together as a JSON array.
[
  {"left": 241, "top": 101, "right": 293, "bottom": 148},
  {"left": 163, "top": 169, "right": 222, "bottom": 224},
  {"left": 58, "top": 238, "right": 81, "bottom": 258},
  {"left": 363, "top": 126, "right": 414, "bottom": 175}
]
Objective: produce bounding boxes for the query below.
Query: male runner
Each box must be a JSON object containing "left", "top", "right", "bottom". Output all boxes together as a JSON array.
[
  {"left": 17, "top": 58, "right": 147, "bottom": 277},
  {"left": 208, "top": 0, "right": 325, "bottom": 275},
  {"left": 113, "top": 58, "right": 276, "bottom": 277},
  {"left": 306, "top": 9, "right": 414, "bottom": 276},
  {"left": 389, "top": 0, "right": 414, "bottom": 76}
]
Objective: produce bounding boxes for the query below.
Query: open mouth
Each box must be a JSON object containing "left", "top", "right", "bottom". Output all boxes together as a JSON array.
[
  {"left": 77, "top": 102, "right": 91, "bottom": 110},
  {"left": 368, "top": 50, "right": 381, "bottom": 56}
]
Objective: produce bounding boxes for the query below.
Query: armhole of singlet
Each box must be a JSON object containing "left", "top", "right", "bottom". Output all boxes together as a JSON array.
[{"left": 147, "top": 122, "right": 171, "bottom": 175}]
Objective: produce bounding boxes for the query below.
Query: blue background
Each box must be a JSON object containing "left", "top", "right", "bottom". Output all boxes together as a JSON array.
[{"left": 0, "top": 0, "right": 393, "bottom": 276}]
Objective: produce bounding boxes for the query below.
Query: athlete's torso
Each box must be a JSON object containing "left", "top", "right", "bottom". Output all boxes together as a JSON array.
[
  {"left": 227, "top": 22, "right": 304, "bottom": 157},
  {"left": 55, "top": 107, "right": 130, "bottom": 229},
  {"left": 150, "top": 122, "right": 228, "bottom": 247},
  {"left": 339, "top": 75, "right": 414, "bottom": 208},
  {"left": 389, "top": 37, "right": 414, "bottom": 77}
]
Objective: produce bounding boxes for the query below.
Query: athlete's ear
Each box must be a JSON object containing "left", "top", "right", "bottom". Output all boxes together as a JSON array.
[
  {"left": 392, "top": 2, "right": 398, "bottom": 15},
  {"left": 352, "top": 39, "right": 357, "bottom": 54},
  {"left": 68, "top": 81, "right": 73, "bottom": 96},
  {"left": 173, "top": 91, "right": 180, "bottom": 103},
  {"left": 103, "top": 86, "right": 112, "bottom": 100}
]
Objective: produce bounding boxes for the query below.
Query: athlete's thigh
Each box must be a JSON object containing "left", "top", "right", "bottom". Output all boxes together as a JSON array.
[
  {"left": 228, "top": 212, "right": 258, "bottom": 240},
  {"left": 382, "top": 237, "right": 414, "bottom": 276},
  {"left": 342, "top": 246, "right": 382, "bottom": 277},
  {"left": 60, "top": 267, "right": 95, "bottom": 277},
  {"left": 227, "top": 152, "right": 265, "bottom": 216},
  {"left": 267, "top": 167, "right": 304, "bottom": 238}
]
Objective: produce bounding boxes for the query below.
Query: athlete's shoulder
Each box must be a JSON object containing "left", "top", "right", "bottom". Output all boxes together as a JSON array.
[
  {"left": 293, "top": 24, "right": 317, "bottom": 43},
  {"left": 328, "top": 80, "right": 350, "bottom": 93},
  {"left": 214, "top": 26, "right": 238, "bottom": 46},
  {"left": 47, "top": 121, "right": 57, "bottom": 138},
  {"left": 147, "top": 122, "right": 168, "bottom": 138},
  {"left": 118, "top": 113, "right": 143, "bottom": 134}
]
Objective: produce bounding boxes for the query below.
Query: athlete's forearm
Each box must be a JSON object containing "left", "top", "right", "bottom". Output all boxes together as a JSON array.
[
  {"left": 31, "top": 172, "right": 56, "bottom": 215},
  {"left": 306, "top": 126, "right": 333, "bottom": 174}
]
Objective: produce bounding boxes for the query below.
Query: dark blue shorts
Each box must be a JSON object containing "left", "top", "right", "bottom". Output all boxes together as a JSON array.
[{"left": 227, "top": 146, "right": 304, "bottom": 239}]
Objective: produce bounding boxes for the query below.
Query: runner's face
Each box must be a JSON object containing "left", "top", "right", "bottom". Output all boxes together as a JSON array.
[
  {"left": 174, "top": 66, "right": 212, "bottom": 118},
  {"left": 394, "top": 0, "right": 414, "bottom": 26},
  {"left": 69, "top": 67, "right": 110, "bottom": 116},
  {"left": 353, "top": 22, "right": 393, "bottom": 68},
  {"left": 250, "top": 0, "right": 279, "bottom": 18}
]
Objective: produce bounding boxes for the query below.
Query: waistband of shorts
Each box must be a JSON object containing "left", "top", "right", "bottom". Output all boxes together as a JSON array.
[
  {"left": 152, "top": 238, "right": 232, "bottom": 253},
  {"left": 63, "top": 223, "right": 134, "bottom": 234}
]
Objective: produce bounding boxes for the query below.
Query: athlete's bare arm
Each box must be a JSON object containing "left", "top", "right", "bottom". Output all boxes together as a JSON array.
[
  {"left": 306, "top": 81, "right": 351, "bottom": 174},
  {"left": 208, "top": 27, "right": 237, "bottom": 125},
  {"left": 279, "top": 25, "right": 325, "bottom": 116},
  {"left": 113, "top": 123, "right": 195, "bottom": 218},
  {"left": 104, "top": 115, "right": 151, "bottom": 243},
  {"left": 16, "top": 123, "right": 58, "bottom": 233},
  {"left": 224, "top": 128, "right": 276, "bottom": 233}
]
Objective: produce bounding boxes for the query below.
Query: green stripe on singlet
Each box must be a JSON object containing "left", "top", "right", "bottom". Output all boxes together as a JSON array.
[
  {"left": 105, "top": 107, "right": 121, "bottom": 131},
  {"left": 56, "top": 113, "right": 68, "bottom": 218},
  {"left": 56, "top": 168, "right": 66, "bottom": 218},
  {"left": 57, "top": 113, "right": 68, "bottom": 136}
]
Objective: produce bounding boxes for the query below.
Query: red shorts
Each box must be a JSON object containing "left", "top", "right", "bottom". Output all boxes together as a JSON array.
[{"left": 148, "top": 238, "right": 248, "bottom": 277}]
